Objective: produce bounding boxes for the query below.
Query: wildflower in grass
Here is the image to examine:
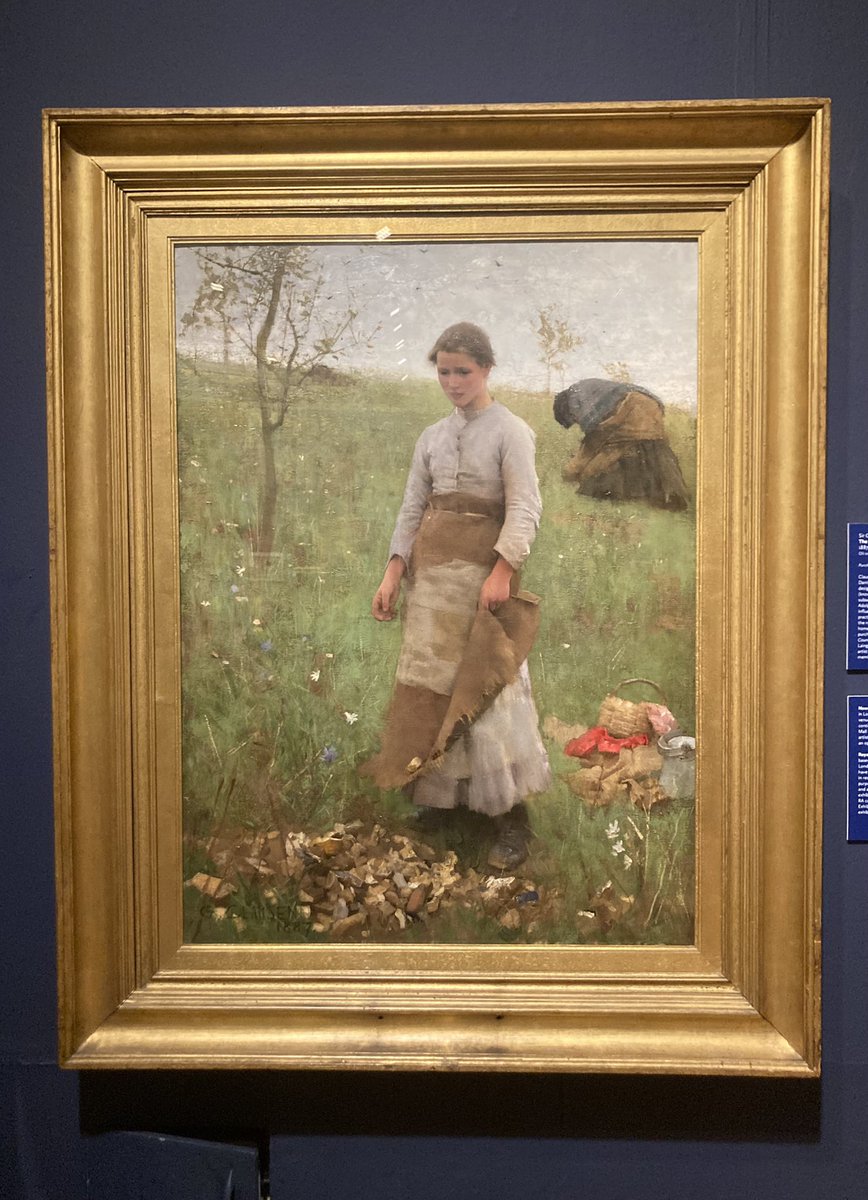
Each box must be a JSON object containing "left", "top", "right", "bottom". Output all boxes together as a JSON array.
[
  {"left": 230, "top": 584, "right": 239, "bottom": 594},
  {"left": 260, "top": 640, "right": 273, "bottom": 652},
  {"left": 611, "top": 840, "right": 626, "bottom": 856},
  {"left": 343, "top": 711, "right": 359, "bottom": 725},
  {"left": 234, "top": 595, "right": 249, "bottom": 603},
  {"left": 252, "top": 618, "right": 262, "bottom": 627},
  {"left": 200, "top": 600, "right": 211, "bottom": 608},
  {"left": 189, "top": 458, "right": 201, "bottom": 468},
  {"left": 623, "top": 854, "right": 634, "bottom": 869},
  {"left": 562, "top": 643, "right": 570, "bottom": 649},
  {"left": 605, "top": 820, "right": 620, "bottom": 838},
  {"left": 320, "top": 746, "right": 338, "bottom": 764},
  {"left": 309, "top": 669, "right": 321, "bottom": 682},
  {"left": 234, "top": 565, "right": 246, "bottom": 576}
]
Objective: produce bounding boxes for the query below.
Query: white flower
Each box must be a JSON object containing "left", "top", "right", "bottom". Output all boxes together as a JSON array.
[
  {"left": 622, "top": 854, "right": 633, "bottom": 869},
  {"left": 605, "top": 821, "right": 620, "bottom": 838},
  {"left": 310, "top": 669, "right": 321, "bottom": 682},
  {"left": 189, "top": 458, "right": 201, "bottom": 468},
  {"left": 234, "top": 565, "right": 246, "bottom": 576},
  {"left": 200, "top": 600, "right": 211, "bottom": 608},
  {"left": 562, "top": 643, "right": 571, "bottom": 649},
  {"left": 252, "top": 618, "right": 262, "bottom": 627},
  {"left": 611, "top": 840, "right": 626, "bottom": 856},
  {"left": 343, "top": 711, "right": 359, "bottom": 725}
]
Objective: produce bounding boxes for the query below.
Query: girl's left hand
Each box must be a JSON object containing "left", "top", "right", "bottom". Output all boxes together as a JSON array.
[{"left": 478, "top": 557, "right": 514, "bottom": 611}]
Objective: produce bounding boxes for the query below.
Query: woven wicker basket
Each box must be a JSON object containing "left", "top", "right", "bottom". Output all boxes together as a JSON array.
[{"left": 598, "top": 678, "right": 668, "bottom": 738}]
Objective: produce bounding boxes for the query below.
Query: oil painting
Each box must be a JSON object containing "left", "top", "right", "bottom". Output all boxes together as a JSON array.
[
  {"left": 46, "top": 102, "right": 826, "bottom": 1073},
  {"left": 177, "top": 239, "right": 698, "bottom": 947}
]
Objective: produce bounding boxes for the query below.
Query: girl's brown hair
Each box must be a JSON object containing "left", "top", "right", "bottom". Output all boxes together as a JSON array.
[{"left": 427, "top": 322, "right": 496, "bottom": 368}]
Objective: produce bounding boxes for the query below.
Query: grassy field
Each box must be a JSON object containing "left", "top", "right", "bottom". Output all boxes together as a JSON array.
[{"left": 178, "top": 358, "right": 696, "bottom": 945}]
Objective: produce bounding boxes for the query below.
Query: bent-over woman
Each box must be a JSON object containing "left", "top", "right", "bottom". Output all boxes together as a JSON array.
[{"left": 554, "top": 378, "right": 689, "bottom": 510}]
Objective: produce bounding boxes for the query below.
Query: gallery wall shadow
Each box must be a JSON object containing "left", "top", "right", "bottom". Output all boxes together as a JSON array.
[{"left": 79, "top": 1069, "right": 821, "bottom": 1145}]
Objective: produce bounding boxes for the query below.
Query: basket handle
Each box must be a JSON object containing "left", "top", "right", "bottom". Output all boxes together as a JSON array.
[{"left": 612, "top": 677, "right": 668, "bottom": 705}]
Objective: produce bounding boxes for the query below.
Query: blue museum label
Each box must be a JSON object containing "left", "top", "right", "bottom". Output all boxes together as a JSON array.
[
  {"left": 847, "top": 696, "right": 868, "bottom": 841},
  {"left": 847, "top": 523, "right": 868, "bottom": 670}
]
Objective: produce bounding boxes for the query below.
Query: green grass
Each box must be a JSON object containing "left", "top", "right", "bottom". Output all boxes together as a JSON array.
[{"left": 177, "top": 358, "right": 696, "bottom": 945}]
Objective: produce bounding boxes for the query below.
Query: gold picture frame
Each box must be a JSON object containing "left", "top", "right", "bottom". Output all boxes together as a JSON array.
[{"left": 45, "top": 101, "right": 827, "bottom": 1074}]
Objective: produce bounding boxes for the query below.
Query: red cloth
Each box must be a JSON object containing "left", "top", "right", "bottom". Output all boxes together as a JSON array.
[{"left": 565, "top": 725, "right": 649, "bottom": 758}]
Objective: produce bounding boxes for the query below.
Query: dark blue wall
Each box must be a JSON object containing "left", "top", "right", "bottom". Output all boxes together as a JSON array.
[{"left": 2, "top": 2, "right": 866, "bottom": 1196}]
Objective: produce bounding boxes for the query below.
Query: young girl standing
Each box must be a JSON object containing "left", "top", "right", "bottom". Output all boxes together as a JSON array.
[{"left": 363, "top": 322, "right": 551, "bottom": 870}]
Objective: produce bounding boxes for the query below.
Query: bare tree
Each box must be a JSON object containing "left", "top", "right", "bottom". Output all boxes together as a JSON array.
[
  {"left": 533, "top": 304, "right": 583, "bottom": 392},
  {"left": 602, "top": 360, "right": 633, "bottom": 383},
  {"left": 182, "top": 245, "right": 371, "bottom": 560}
]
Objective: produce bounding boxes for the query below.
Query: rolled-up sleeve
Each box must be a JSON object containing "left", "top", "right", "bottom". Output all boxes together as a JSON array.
[
  {"left": 387, "top": 432, "right": 432, "bottom": 566},
  {"left": 494, "top": 420, "right": 542, "bottom": 569}
]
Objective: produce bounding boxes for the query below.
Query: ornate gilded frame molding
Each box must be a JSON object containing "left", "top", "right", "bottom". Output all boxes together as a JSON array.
[{"left": 44, "top": 101, "right": 827, "bottom": 1073}]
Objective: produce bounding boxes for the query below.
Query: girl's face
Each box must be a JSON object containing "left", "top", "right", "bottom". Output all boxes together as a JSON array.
[{"left": 435, "top": 351, "right": 492, "bottom": 412}]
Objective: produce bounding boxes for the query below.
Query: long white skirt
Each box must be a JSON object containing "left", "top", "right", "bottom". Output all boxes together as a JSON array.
[{"left": 411, "top": 660, "right": 552, "bottom": 817}]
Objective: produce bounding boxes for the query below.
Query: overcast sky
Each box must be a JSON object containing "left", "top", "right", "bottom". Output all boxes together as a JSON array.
[{"left": 175, "top": 240, "right": 697, "bottom": 408}]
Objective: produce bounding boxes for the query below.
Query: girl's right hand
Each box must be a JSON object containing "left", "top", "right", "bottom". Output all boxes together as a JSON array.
[{"left": 372, "top": 557, "right": 406, "bottom": 621}]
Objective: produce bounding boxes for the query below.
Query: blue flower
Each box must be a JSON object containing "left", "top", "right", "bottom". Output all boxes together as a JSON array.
[
  {"left": 260, "top": 640, "right": 273, "bottom": 652},
  {"left": 320, "top": 745, "right": 338, "bottom": 763}
]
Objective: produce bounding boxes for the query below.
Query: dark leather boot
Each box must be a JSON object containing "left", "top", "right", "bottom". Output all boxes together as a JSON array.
[{"left": 487, "top": 803, "right": 531, "bottom": 870}]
